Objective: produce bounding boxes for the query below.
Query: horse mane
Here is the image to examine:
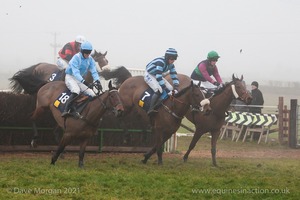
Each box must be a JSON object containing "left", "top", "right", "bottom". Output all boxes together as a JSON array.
[
  {"left": 213, "top": 84, "right": 227, "bottom": 95},
  {"left": 100, "top": 66, "right": 132, "bottom": 88},
  {"left": 9, "top": 63, "right": 48, "bottom": 94},
  {"left": 213, "top": 75, "right": 241, "bottom": 96}
]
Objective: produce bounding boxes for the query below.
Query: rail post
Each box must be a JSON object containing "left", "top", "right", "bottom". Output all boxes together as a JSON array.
[
  {"left": 278, "top": 97, "right": 284, "bottom": 144},
  {"left": 289, "top": 99, "right": 297, "bottom": 148}
]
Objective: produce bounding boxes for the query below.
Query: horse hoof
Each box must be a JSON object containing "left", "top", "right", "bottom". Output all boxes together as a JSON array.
[
  {"left": 30, "top": 140, "right": 37, "bottom": 148},
  {"left": 141, "top": 160, "right": 147, "bottom": 164}
]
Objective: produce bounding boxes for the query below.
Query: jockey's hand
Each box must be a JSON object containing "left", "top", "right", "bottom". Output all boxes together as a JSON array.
[
  {"left": 168, "top": 90, "right": 173, "bottom": 96},
  {"left": 83, "top": 80, "right": 93, "bottom": 89},
  {"left": 95, "top": 80, "right": 103, "bottom": 91},
  {"left": 213, "top": 82, "right": 220, "bottom": 86},
  {"left": 173, "top": 84, "right": 179, "bottom": 93}
]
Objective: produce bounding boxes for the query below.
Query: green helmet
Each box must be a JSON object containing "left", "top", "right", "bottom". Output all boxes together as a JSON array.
[{"left": 207, "top": 51, "right": 220, "bottom": 60}]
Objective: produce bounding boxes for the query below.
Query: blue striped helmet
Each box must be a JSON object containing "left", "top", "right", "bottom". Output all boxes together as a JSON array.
[{"left": 165, "top": 48, "right": 178, "bottom": 60}]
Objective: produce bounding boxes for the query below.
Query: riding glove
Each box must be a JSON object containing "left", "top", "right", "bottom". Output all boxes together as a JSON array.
[
  {"left": 168, "top": 90, "right": 178, "bottom": 96},
  {"left": 213, "top": 82, "right": 220, "bottom": 86},
  {"left": 95, "top": 80, "right": 103, "bottom": 91},
  {"left": 173, "top": 85, "right": 179, "bottom": 94}
]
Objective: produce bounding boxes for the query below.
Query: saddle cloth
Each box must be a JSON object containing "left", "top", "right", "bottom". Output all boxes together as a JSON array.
[
  {"left": 53, "top": 89, "right": 91, "bottom": 114},
  {"left": 138, "top": 88, "right": 168, "bottom": 112}
]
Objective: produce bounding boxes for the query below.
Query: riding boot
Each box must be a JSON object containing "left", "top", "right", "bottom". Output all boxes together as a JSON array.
[
  {"left": 147, "top": 92, "right": 161, "bottom": 115},
  {"left": 61, "top": 93, "right": 78, "bottom": 117}
]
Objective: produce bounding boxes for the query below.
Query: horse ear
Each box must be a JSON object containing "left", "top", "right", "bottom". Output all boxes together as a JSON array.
[
  {"left": 103, "top": 51, "right": 107, "bottom": 56},
  {"left": 108, "top": 80, "right": 112, "bottom": 90},
  {"left": 232, "top": 74, "right": 235, "bottom": 80},
  {"left": 94, "top": 50, "right": 98, "bottom": 55},
  {"left": 241, "top": 75, "right": 244, "bottom": 81}
]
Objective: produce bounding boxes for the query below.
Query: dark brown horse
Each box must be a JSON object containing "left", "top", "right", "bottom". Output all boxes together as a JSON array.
[
  {"left": 9, "top": 50, "right": 108, "bottom": 94},
  {"left": 31, "top": 80, "right": 124, "bottom": 168},
  {"left": 118, "top": 74, "right": 211, "bottom": 165},
  {"left": 183, "top": 74, "right": 252, "bottom": 166}
]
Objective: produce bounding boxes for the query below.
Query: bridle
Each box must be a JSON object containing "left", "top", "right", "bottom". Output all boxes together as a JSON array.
[
  {"left": 230, "top": 80, "right": 249, "bottom": 102},
  {"left": 73, "top": 89, "right": 123, "bottom": 127},
  {"left": 160, "top": 82, "right": 208, "bottom": 120}
]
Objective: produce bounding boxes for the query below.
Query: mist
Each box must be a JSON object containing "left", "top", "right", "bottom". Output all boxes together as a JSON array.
[{"left": 1, "top": 0, "right": 300, "bottom": 89}]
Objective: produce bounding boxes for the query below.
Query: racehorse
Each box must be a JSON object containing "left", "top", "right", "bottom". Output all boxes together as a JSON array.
[
  {"left": 30, "top": 80, "right": 124, "bottom": 168},
  {"left": 9, "top": 50, "right": 108, "bottom": 95},
  {"left": 183, "top": 74, "right": 252, "bottom": 166},
  {"left": 118, "top": 74, "right": 211, "bottom": 165}
]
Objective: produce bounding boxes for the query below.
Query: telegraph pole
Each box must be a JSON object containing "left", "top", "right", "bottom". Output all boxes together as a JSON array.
[{"left": 50, "top": 32, "right": 61, "bottom": 63}]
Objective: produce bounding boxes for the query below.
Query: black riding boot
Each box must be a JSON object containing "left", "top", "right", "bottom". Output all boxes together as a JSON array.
[
  {"left": 147, "top": 92, "right": 161, "bottom": 115},
  {"left": 61, "top": 93, "right": 78, "bottom": 117}
]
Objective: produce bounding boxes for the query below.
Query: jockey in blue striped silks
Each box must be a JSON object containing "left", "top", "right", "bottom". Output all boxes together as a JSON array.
[{"left": 144, "top": 48, "right": 180, "bottom": 115}]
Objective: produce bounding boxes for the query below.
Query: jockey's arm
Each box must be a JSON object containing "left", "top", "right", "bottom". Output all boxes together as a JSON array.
[
  {"left": 213, "top": 66, "right": 223, "bottom": 83},
  {"left": 199, "top": 63, "right": 215, "bottom": 84}
]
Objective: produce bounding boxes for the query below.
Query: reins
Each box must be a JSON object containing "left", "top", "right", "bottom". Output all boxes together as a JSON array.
[{"left": 160, "top": 82, "right": 205, "bottom": 120}]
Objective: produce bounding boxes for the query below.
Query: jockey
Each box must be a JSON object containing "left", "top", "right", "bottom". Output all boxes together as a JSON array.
[
  {"left": 144, "top": 48, "right": 180, "bottom": 115},
  {"left": 61, "top": 41, "right": 102, "bottom": 117},
  {"left": 57, "top": 35, "right": 86, "bottom": 70},
  {"left": 191, "top": 51, "right": 223, "bottom": 90}
]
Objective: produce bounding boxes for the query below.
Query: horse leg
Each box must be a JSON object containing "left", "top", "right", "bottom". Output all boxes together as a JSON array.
[
  {"left": 156, "top": 144, "right": 164, "bottom": 165},
  {"left": 53, "top": 125, "right": 65, "bottom": 159},
  {"left": 31, "top": 121, "right": 39, "bottom": 148},
  {"left": 211, "top": 130, "right": 221, "bottom": 167},
  {"left": 142, "top": 147, "right": 156, "bottom": 164},
  {"left": 78, "top": 139, "right": 89, "bottom": 168},
  {"left": 183, "top": 127, "right": 204, "bottom": 162},
  {"left": 30, "top": 106, "right": 46, "bottom": 147},
  {"left": 156, "top": 130, "right": 172, "bottom": 165},
  {"left": 51, "top": 134, "right": 71, "bottom": 165}
]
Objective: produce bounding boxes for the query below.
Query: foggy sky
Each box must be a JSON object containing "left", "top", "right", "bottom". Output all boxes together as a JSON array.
[{"left": 1, "top": 0, "right": 300, "bottom": 87}]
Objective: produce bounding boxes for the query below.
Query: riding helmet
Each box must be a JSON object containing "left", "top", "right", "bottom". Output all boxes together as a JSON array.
[
  {"left": 165, "top": 48, "right": 178, "bottom": 60},
  {"left": 75, "top": 35, "right": 86, "bottom": 44},
  {"left": 81, "top": 41, "right": 93, "bottom": 54},
  {"left": 207, "top": 51, "right": 220, "bottom": 61}
]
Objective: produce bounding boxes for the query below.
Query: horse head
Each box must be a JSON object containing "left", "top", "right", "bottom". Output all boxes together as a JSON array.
[
  {"left": 92, "top": 50, "right": 109, "bottom": 70},
  {"left": 175, "top": 79, "right": 211, "bottom": 115},
  {"left": 107, "top": 80, "right": 124, "bottom": 117},
  {"left": 231, "top": 74, "right": 252, "bottom": 104}
]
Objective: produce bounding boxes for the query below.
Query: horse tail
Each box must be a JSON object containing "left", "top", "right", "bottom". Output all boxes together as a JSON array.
[
  {"left": 100, "top": 66, "right": 132, "bottom": 88},
  {"left": 9, "top": 63, "right": 48, "bottom": 95}
]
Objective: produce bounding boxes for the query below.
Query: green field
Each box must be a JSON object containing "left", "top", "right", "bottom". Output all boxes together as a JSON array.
[{"left": 1, "top": 136, "right": 299, "bottom": 200}]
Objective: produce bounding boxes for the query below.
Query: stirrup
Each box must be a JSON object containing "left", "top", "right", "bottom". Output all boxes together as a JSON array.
[
  {"left": 147, "top": 109, "right": 158, "bottom": 115},
  {"left": 61, "top": 111, "right": 71, "bottom": 117}
]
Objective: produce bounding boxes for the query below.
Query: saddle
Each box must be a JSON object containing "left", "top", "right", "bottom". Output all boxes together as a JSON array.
[{"left": 54, "top": 91, "right": 93, "bottom": 118}]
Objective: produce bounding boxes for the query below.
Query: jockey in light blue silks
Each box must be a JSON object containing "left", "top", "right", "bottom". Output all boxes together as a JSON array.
[
  {"left": 61, "top": 41, "right": 103, "bottom": 117},
  {"left": 144, "top": 48, "right": 180, "bottom": 115}
]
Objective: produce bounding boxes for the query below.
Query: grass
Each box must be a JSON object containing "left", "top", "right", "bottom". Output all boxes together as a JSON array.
[{"left": 1, "top": 136, "right": 299, "bottom": 200}]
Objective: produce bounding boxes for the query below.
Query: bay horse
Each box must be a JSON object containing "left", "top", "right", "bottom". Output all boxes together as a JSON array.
[
  {"left": 118, "top": 74, "right": 211, "bottom": 165},
  {"left": 30, "top": 80, "right": 124, "bottom": 168},
  {"left": 183, "top": 74, "right": 252, "bottom": 166},
  {"left": 9, "top": 50, "right": 108, "bottom": 95}
]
